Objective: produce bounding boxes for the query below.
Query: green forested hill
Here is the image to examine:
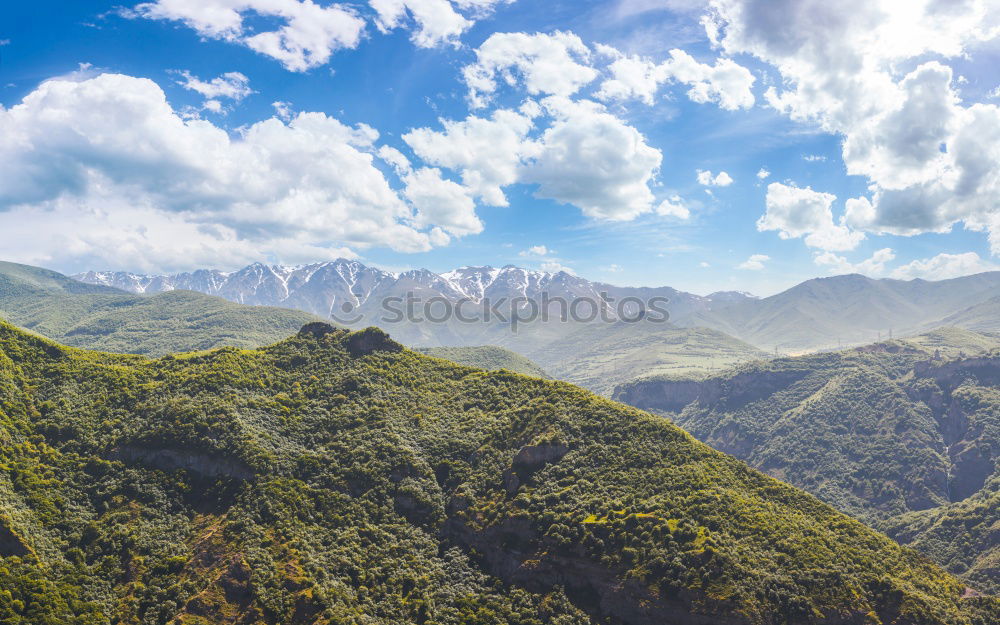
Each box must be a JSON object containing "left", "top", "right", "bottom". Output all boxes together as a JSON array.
[
  {"left": 0, "top": 320, "right": 992, "bottom": 624},
  {"left": 519, "top": 321, "right": 767, "bottom": 396},
  {"left": 614, "top": 332, "right": 1000, "bottom": 594},
  {"left": 0, "top": 261, "right": 321, "bottom": 356},
  {"left": 415, "top": 345, "right": 549, "bottom": 378}
]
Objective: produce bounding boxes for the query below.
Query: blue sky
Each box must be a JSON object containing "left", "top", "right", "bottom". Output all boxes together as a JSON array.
[{"left": 2, "top": 0, "right": 999, "bottom": 295}]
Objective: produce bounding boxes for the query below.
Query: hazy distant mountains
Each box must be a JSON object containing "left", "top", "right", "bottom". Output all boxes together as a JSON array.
[
  {"left": 76, "top": 260, "right": 1000, "bottom": 355},
  {"left": 687, "top": 272, "right": 1000, "bottom": 352}
]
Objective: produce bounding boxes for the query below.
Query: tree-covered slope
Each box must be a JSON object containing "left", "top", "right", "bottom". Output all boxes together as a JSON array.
[
  {"left": 0, "top": 320, "right": 991, "bottom": 624},
  {"left": 613, "top": 335, "right": 1000, "bottom": 593},
  {"left": 520, "top": 321, "right": 767, "bottom": 396},
  {"left": 415, "top": 345, "right": 549, "bottom": 378},
  {"left": 0, "top": 261, "right": 321, "bottom": 356}
]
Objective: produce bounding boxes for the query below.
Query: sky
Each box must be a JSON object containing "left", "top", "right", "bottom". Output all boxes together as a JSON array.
[{"left": 1, "top": 0, "right": 1000, "bottom": 296}]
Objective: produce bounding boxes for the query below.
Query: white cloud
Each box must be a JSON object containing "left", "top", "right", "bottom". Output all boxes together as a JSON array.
[
  {"left": 699, "top": 261, "right": 710, "bottom": 267},
  {"left": 522, "top": 97, "right": 662, "bottom": 220},
  {"left": 697, "top": 169, "right": 733, "bottom": 186},
  {"left": 737, "top": 253, "right": 769, "bottom": 270},
  {"left": 890, "top": 252, "right": 999, "bottom": 281},
  {"left": 272, "top": 101, "right": 294, "bottom": 121},
  {"left": 131, "top": 0, "right": 365, "bottom": 72},
  {"left": 175, "top": 70, "right": 252, "bottom": 100},
  {"left": 400, "top": 167, "right": 482, "bottom": 236},
  {"left": 406, "top": 96, "right": 662, "bottom": 221},
  {"left": 519, "top": 245, "right": 550, "bottom": 257},
  {"left": 655, "top": 195, "right": 690, "bottom": 219},
  {"left": 0, "top": 73, "right": 473, "bottom": 271},
  {"left": 404, "top": 106, "right": 538, "bottom": 206},
  {"left": 758, "top": 182, "right": 863, "bottom": 251},
  {"left": 462, "top": 31, "right": 599, "bottom": 107},
  {"left": 707, "top": 0, "right": 1000, "bottom": 253},
  {"left": 814, "top": 247, "right": 895, "bottom": 276},
  {"left": 540, "top": 260, "right": 575, "bottom": 274},
  {"left": 803, "top": 154, "right": 826, "bottom": 162},
  {"left": 756, "top": 167, "right": 769, "bottom": 179},
  {"left": 369, "top": 0, "right": 512, "bottom": 48},
  {"left": 595, "top": 46, "right": 755, "bottom": 110}
]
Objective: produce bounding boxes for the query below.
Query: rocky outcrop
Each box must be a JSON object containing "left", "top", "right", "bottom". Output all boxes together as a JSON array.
[
  {"left": 613, "top": 378, "right": 704, "bottom": 413},
  {"left": 915, "top": 356, "right": 1000, "bottom": 388},
  {"left": 614, "top": 365, "right": 812, "bottom": 413}
]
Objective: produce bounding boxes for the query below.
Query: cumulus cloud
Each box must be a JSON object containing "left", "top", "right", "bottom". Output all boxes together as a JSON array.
[
  {"left": 696, "top": 169, "right": 733, "bottom": 186},
  {"left": 707, "top": 0, "right": 1000, "bottom": 253},
  {"left": 0, "top": 73, "right": 475, "bottom": 270},
  {"left": 406, "top": 96, "right": 662, "bottom": 220},
  {"left": 757, "top": 182, "right": 864, "bottom": 251},
  {"left": 462, "top": 31, "right": 600, "bottom": 107},
  {"left": 521, "top": 97, "right": 662, "bottom": 220},
  {"left": 174, "top": 70, "right": 253, "bottom": 115},
  {"left": 175, "top": 70, "right": 252, "bottom": 100},
  {"left": 814, "top": 247, "right": 895, "bottom": 276},
  {"left": 399, "top": 166, "right": 482, "bottom": 237},
  {"left": 404, "top": 106, "right": 538, "bottom": 206},
  {"left": 130, "top": 0, "right": 365, "bottom": 71},
  {"left": 889, "top": 252, "right": 999, "bottom": 281},
  {"left": 369, "top": 0, "right": 512, "bottom": 48},
  {"left": 595, "top": 46, "right": 755, "bottom": 110},
  {"left": 655, "top": 195, "right": 690, "bottom": 219},
  {"left": 737, "top": 253, "right": 769, "bottom": 270},
  {"left": 756, "top": 167, "right": 769, "bottom": 179}
]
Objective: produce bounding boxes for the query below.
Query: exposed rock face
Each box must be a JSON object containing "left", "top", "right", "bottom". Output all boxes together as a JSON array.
[
  {"left": 914, "top": 356, "right": 1000, "bottom": 387},
  {"left": 613, "top": 378, "right": 704, "bottom": 413},
  {"left": 614, "top": 366, "right": 812, "bottom": 413},
  {"left": 109, "top": 446, "right": 255, "bottom": 481}
]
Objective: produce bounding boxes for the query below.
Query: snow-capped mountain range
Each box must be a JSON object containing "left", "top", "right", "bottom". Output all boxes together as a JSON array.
[
  {"left": 74, "top": 260, "right": 757, "bottom": 345},
  {"left": 75, "top": 259, "right": 754, "bottom": 319}
]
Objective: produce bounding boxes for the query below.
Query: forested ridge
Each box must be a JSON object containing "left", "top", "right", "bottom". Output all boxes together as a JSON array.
[
  {"left": 615, "top": 337, "right": 1000, "bottom": 594},
  {"left": 0, "top": 319, "right": 995, "bottom": 624}
]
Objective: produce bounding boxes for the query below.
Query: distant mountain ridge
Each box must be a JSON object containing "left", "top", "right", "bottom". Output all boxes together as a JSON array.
[
  {"left": 75, "top": 262, "right": 1000, "bottom": 354},
  {"left": 75, "top": 261, "right": 771, "bottom": 392},
  {"left": 75, "top": 260, "right": 754, "bottom": 323}
]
